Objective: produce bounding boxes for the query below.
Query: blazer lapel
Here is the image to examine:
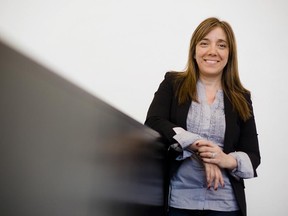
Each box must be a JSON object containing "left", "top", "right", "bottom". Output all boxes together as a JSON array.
[
  {"left": 223, "top": 94, "right": 239, "bottom": 153},
  {"left": 176, "top": 100, "right": 191, "bottom": 130}
]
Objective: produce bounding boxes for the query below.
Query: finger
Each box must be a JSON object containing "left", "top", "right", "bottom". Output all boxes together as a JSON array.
[
  {"left": 207, "top": 167, "right": 215, "bottom": 189},
  {"left": 197, "top": 146, "right": 209, "bottom": 153},
  {"left": 198, "top": 147, "right": 215, "bottom": 155},
  {"left": 214, "top": 167, "right": 224, "bottom": 188},
  {"left": 197, "top": 140, "right": 214, "bottom": 147},
  {"left": 202, "top": 158, "right": 215, "bottom": 163},
  {"left": 200, "top": 152, "right": 214, "bottom": 159},
  {"left": 205, "top": 165, "right": 212, "bottom": 189},
  {"left": 219, "top": 173, "right": 225, "bottom": 188},
  {"left": 213, "top": 174, "right": 219, "bottom": 191}
]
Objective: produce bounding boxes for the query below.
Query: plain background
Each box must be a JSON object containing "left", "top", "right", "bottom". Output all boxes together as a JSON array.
[{"left": 0, "top": 0, "right": 287, "bottom": 215}]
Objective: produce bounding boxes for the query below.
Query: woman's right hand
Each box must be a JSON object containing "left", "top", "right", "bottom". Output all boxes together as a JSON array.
[{"left": 203, "top": 163, "right": 225, "bottom": 190}]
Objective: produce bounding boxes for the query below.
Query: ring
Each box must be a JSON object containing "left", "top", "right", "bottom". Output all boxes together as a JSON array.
[{"left": 211, "top": 152, "right": 216, "bottom": 158}]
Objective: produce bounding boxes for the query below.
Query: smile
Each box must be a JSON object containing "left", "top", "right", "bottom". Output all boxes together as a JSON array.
[{"left": 204, "top": 60, "right": 219, "bottom": 64}]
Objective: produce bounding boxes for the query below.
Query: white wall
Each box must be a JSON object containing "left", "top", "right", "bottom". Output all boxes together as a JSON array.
[{"left": 0, "top": 0, "right": 287, "bottom": 215}]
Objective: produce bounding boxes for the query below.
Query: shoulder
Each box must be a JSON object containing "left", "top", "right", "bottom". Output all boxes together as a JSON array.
[
  {"left": 154, "top": 72, "right": 183, "bottom": 98},
  {"left": 164, "top": 71, "right": 185, "bottom": 77},
  {"left": 163, "top": 71, "right": 185, "bottom": 87},
  {"left": 164, "top": 71, "right": 178, "bottom": 80}
]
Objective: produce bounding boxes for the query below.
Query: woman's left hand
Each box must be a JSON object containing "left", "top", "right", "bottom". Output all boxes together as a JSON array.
[{"left": 196, "top": 140, "right": 237, "bottom": 170}]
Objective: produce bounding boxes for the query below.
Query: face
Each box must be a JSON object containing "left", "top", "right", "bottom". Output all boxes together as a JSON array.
[{"left": 194, "top": 27, "right": 229, "bottom": 79}]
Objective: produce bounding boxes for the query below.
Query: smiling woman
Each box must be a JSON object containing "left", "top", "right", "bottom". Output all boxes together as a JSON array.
[{"left": 145, "top": 17, "right": 261, "bottom": 216}]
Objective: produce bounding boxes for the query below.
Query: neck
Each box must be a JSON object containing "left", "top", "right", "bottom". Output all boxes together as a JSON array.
[
  {"left": 199, "top": 75, "right": 222, "bottom": 90},
  {"left": 198, "top": 75, "right": 222, "bottom": 105}
]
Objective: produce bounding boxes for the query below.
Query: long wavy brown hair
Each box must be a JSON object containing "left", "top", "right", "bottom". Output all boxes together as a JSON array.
[{"left": 175, "top": 17, "right": 251, "bottom": 121}]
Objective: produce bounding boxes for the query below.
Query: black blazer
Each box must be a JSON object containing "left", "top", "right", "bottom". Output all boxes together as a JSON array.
[{"left": 145, "top": 72, "right": 261, "bottom": 216}]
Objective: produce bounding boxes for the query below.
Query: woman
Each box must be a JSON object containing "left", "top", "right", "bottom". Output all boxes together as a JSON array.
[{"left": 145, "top": 17, "right": 261, "bottom": 216}]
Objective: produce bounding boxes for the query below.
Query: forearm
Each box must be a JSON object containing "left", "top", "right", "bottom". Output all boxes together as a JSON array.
[{"left": 172, "top": 127, "right": 204, "bottom": 160}]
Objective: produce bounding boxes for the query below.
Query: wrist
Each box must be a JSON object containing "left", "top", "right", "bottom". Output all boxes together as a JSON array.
[{"left": 226, "top": 154, "right": 237, "bottom": 170}]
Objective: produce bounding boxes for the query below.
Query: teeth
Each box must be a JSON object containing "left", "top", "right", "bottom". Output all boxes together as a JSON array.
[{"left": 205, "top": 60, "right": 218, "bottom": 64}]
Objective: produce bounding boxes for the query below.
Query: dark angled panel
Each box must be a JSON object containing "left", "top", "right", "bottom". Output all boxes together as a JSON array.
[{"left": 0, "top": 40, "right": 166, "bottom": 216}]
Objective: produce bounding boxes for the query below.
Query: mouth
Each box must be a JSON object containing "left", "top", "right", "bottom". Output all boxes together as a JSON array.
[{"left": 204, "top": 59, "right": 219, "bottom": 64}]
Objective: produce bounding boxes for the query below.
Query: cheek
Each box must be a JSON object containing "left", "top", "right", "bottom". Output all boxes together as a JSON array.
[
  {"left": 194, "top": 55, "right": 203, "bottom": 66},
  {"left": 194, "top": 50, "right": 204, "bottom": 62},
  {"left": 221, "top": 51, "right": 229, "bottom": 63}
]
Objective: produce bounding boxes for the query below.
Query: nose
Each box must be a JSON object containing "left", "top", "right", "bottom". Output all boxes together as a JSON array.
[{"left": 208, "top": 45, "right": 217, "bottom": 55}]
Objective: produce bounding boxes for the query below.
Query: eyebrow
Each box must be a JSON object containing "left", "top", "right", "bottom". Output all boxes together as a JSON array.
[{"left": 201, "top": 38, "right": 228, "bottom": 43}]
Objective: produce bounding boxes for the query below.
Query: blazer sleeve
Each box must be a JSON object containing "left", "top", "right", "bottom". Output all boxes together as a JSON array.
[
  {"left": 145, "top": 72, "right": 179, "bottom": 145},
  {"left": 237, "top": 94, "right": 261, "bottom": 177}
]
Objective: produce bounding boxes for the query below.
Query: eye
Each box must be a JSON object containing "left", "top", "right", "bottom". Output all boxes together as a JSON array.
[
  {"left": 199, "top": 41, "right": 208, "bottom": 47},
  {"left": 218, "top": 43, "right": 227, "bottom": 49}
]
